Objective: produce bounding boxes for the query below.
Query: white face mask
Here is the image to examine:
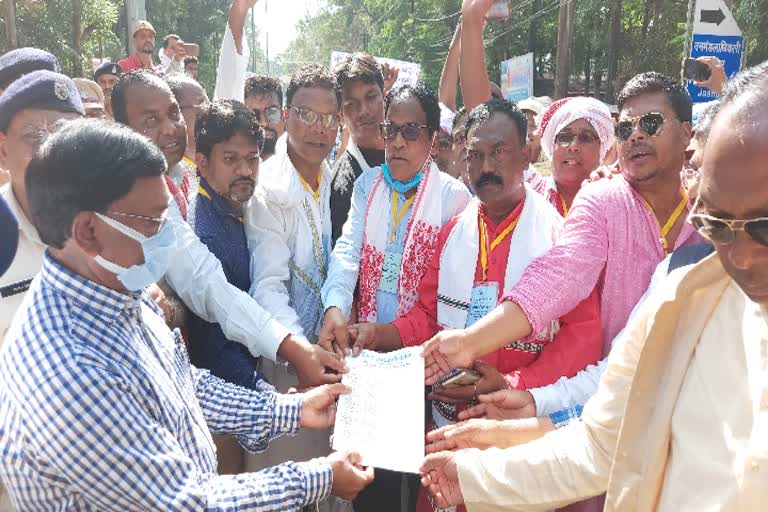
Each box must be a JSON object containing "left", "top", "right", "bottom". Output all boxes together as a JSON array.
[{"left": 92, "top": 212, "right": 177, "bottom": 291}]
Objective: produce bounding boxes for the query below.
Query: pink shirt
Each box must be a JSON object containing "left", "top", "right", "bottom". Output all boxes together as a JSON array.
[{"left": 505, "top": 175, "right": 702, "bottom": 356}]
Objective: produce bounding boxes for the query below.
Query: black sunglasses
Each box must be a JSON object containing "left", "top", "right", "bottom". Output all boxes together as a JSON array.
[
  {"left": 615, "top": 112, "right": 665, "bottom": 143},
  {"left": 380, "top": 122, "right": 428, "bottom": 142},
  {"left": 688, "top": 199, "right": 768, "bottom": 247}
]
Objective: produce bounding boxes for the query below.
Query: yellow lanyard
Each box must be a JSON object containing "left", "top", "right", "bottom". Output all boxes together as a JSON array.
[
  {"left": 298, "top": 171, "right": 321, "bottom": 204},
  {"left": 479, "top": 215, "right": 521, "bottom": 282},
  {"left": 183, "top": 156, "right": 196, "bottom": 169},
  {"left": 390, "top": 190, "right": 416, "bottom": 242},
  {"left": 641, "top": 191, "right": 689, "bottom": 253},
  {"left": 559, "top": 194, "right": 569, "bottom": 217}
]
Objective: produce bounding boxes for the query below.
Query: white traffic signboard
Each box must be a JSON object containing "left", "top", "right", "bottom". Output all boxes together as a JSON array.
[{"left": 688, "top": 0, "right": 744, "bottom": 102}]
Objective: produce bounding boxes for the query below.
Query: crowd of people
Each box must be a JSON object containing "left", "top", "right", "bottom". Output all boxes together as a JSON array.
[{"left": 0, "top": 0, "right": 765, "bottom": 510}]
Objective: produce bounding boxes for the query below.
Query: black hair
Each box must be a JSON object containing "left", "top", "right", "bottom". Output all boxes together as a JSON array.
[
  {"left": 165, "top": 74, "right": 204, "bottom": 98},
  {"left": 244, "top": 74, "right": 283, "bottom": 107},
  {"left": 718, "top": 60, "right": 768, "bottom": 110},
  {"left": 694, "top": 101, "right": 721, "bottom": 144},
  {"left": 617, "top": 72, "right": 693, "bottom": 123},
  {"left": 464, "top": 98, "right": 528, "bottom": 147},
  {"left": 183, "top": 56, "right": 199, "bottom": 67},
  {"left": 162, "top": 34, "right": 180, "bottom": 49},
  {"left": 285, "top": 64, "right": 337, "bottom": 109},
  {"left": 195, "top": 99, "right": 264, "bottom": 159},
  {"left": 26, "top": 118, "right": 166, "bottom": 249},
  {"left": 384, "top": 82, "right": 441, "bottom": 137},
  {"left": 333, "top": 52, "right": 385, "bottom": 104},
  {"left": 111, "top": 70, "right": 171, "bottom": 124}
]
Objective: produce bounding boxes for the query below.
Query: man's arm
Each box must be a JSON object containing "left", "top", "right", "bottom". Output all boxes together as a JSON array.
[
  {"left": 507, "top": 288, "right": 602, "bottom": 390},
  {"left": 530, "top": 253, "right": 673, "bottom": 415},
  {"left": 164, "top": 203, "right": 288, "bottom": 362},
  {"left": 37, "top": 364, "right": 332, "bottom": 511},
  {"left": 459, "top": 0, "right": 494, "bottom": 110},
  {"left": 449, "top": 290, "right": 652, "bottom": 510},
  {"left": 438, "top": 21, "right": 462, "bottom": 112},
  {"left": 214, "top": 0, "right": 255, "bottom": 101},
  {"left": 246, "top": 195, "right": 307, "bottom": 341}
]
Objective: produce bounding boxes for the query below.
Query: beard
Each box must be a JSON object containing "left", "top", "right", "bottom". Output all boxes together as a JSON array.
[{"left": 261, "top": 134, "right": 278, "bottom": 155}]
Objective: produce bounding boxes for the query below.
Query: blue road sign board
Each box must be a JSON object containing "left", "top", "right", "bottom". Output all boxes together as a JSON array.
[{"left": 687, "top": 33, "right": 744, "bottom": 103}]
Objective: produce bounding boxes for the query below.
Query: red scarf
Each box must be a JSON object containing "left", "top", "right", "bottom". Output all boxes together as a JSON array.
[{"left": 165, "top": 172, "right": 190, "bottom": 221}]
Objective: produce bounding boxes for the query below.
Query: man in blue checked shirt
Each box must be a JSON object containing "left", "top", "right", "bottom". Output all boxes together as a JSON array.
[{"left": 0, "top": 119, "right": 374, "bottom": 511}]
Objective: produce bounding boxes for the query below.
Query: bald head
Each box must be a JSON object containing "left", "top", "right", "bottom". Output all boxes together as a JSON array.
[{"left": 697, "top": 62, "right": 768, "bottom": 303}]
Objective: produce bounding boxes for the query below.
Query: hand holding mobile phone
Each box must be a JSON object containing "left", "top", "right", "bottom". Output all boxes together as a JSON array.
[
  {"left": 683, "top": 58, "right": 712, "bottom": 83},
  {"left": 436, "top": 368, "right": 482, "bottom": 388}
]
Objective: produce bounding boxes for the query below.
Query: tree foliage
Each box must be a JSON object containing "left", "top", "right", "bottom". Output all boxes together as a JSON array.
[{"left": 282, "top": 0, "right": 767, "bottom": 101}]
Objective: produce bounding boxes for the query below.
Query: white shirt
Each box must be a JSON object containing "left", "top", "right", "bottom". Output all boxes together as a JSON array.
[
  {"left": 658, "top": 282, "right": 766, "bottom": 511},
  {"left": 530, "top": 255, "right": 672, "bottom": 415},
  {"left": 0, "top": 184, "right": 45, "bottom": 344},
  {"left": 164, "top": 200, "right": 289, "bottom": 360},
  {"left": 213, "top": 22, "right": 248, "bottom": 102},
  {"left": 246, "top": 135, "right": 331, "bottom": 341}
]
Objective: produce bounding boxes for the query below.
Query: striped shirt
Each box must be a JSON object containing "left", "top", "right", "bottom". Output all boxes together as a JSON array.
[{"left": 0, "top": 253, "right": 332, "bottom": 511}]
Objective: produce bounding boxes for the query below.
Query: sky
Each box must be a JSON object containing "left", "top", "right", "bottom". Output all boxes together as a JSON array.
[{"left": 253, "top": 0, "right": 319, "bottom": 57}]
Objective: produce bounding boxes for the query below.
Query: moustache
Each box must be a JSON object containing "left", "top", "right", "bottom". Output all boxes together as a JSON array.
[
  {"left": 474, "top": 173, "right": 503, "bottom": 189},
  {"left": 230, "top": 177, "right": 255, "bottom": 189}
]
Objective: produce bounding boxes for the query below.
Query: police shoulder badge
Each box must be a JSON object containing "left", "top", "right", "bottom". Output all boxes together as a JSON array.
[{"left": 54, "top": 81, "right": 69, "bottom": 101}]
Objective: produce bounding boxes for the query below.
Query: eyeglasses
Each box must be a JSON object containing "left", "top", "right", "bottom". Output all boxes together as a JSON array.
[
  {"left": 380, "top": 122, "right": 428, "bottom": 141},
  {"left": 253, "top": 106, "right": 282, "bottom": 124},
  {"left": 554, "top": 130, "right": 601, "bottom": 146},
  {"left": 615, "top": 112, "right": 665, "bottom": 142},
  {"left": 108, "top": 210, "right": 167, "bottom": 234},
  {"left": 688, "top": 199, "right": 768, "bottom": 247},
  {"left": 290, "top": 106, "right": 338, "bottom": 129}
]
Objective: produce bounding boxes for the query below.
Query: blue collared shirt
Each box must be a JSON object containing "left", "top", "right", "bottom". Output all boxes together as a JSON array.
[
  {"left": 0, "top": 254, "right": 332, "bottom": 511},
  {"left": 189, "top": 178, "right": 264, "bottom": 389}
]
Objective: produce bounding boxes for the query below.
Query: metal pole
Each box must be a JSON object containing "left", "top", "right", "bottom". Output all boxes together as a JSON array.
[
  {"left": 265, "top": 0, "right": 270, "bottom": 75},
  {"left": 685, "top": 0, "right": 695, "bottom": 60}
]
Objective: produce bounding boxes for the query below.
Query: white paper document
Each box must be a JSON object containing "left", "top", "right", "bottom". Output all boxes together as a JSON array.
[{"left": 332, "top": 347, "right": 425, "bottom": 474}]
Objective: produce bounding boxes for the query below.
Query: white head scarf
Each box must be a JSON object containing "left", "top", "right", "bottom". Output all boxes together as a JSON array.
[{"left": 540, "top": 97, "right": 615, "bottom": 162}]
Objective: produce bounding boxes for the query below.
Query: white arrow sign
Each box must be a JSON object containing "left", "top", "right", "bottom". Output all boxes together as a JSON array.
[{"left": 693, "top": 0, "right": 742, "bottom": 36}]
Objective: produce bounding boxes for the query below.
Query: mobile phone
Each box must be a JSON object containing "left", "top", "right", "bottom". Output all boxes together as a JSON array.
[
  {"left": 486, "top": 0, "right": 512, "bottom": 21},
  {"left": 436, "top": 368, "right": 482, "bottom": 388},
  {"left": 683, "top": 58, "right": 711, "bottom": 82}
]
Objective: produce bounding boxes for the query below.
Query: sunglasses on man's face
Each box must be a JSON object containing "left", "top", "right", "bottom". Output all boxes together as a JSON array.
[
  {"left": 253, "top": 106, "right": 282, "bottom": 124},
  {"left": 290, "top": 106, "right": 338, "bottom": 129},
  {"left": 688, "top": 199, "right": 768, "bottom": 247},
  {"left": 380, "top": 122, "right": 428, "bottom": 142},
  {"left": 615, "top": 112, "right": 665, "bottom": 143}
]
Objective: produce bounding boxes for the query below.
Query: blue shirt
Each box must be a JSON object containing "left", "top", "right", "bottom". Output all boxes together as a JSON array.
[
  {"left": 189, "top": 178, "right": 264, "bottom": 389},
  {"left": 0, "top": 253, "right": 331, "bottom": 510}
]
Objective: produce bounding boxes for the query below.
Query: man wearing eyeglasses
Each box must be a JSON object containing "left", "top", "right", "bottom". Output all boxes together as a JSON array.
[
  {"left": 244, "top": 75, "right": 284, "bottom": 161},
  {"left": 421, "top": 61, "right": 768, "bottom": 512},
  {"left": 244, "top": 65, "right": 345, "bottom": 482}
]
